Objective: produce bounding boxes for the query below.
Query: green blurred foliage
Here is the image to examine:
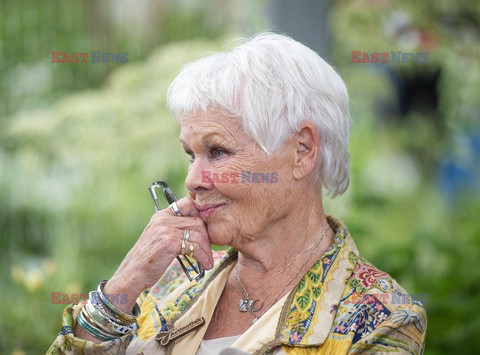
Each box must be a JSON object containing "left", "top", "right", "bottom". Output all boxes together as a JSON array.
[
  {"left": 1, "top": 0, "right": 479, "bottom": 354},
  {"left": 328, "top": 0, "right": 480, "bottom": 353},
  {"left": 0, "top": 39, "right": 223, "bottom": 352},
  {"left": 0, "top": 0, "right": 233, "bottom": 118}
]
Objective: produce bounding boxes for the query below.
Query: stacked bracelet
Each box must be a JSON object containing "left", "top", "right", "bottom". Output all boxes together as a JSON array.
[
  {"left": 85, "top": 293, "right": 137, "bottom": 335},
  {"left": 76, "top": 280, "right": 140, "bottom": 341},
  {"left": 78, "top": 309, "right": 117, "bottom": 341},
  {"left": 96, "top": 280, "right": 140, "bottom": 323}
]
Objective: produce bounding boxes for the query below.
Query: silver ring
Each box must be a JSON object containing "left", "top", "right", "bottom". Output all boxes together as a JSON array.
[
  {"left": 169, "top": 202, "right": 181, "bottom": 216},
  {"left": 183, "top": 229, "right": 190, "bottom": 243}
]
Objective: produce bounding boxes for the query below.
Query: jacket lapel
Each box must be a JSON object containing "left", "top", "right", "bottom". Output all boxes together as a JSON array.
[{"left": 276, "top": 217, "right": 356, "bottom": 347}]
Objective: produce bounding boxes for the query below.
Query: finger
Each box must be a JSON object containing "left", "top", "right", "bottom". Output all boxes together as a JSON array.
[
  {"left": 185, "top": 242, "right": 212, "bottom": 270},
  {"left": 152, "top": 213, "right": 208, "bottom": 236},
  {"left": 171, "top": 197, "right": 199, "bottom": 217},
  {"left": 184, "top": 230, "right": 214, "bottom": 268},
  {"left": 168, "top": 229, "right": 213, "bottom": 270},
  {"left": 148, "top": 199, "right": 214, "bottom": 268},
  {"left": 150, "top": 225, "right": 213, "bottom": 269}
]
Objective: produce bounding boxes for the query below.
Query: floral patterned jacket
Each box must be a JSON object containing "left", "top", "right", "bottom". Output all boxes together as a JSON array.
[{"left": 48, "top": 216, "right": 427, "bottom": 354}]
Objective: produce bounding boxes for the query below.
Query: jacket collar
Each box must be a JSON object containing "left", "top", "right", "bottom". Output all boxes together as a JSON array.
[{"left": 274, "top": 216, "right": 355, "bottom": 347}]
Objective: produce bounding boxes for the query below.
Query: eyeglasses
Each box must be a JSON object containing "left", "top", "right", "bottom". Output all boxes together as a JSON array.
[{"left": 148, "top": 181, "right": 205, "bottom": 282}]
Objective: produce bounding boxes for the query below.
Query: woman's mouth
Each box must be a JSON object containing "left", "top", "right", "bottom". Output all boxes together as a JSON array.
[{"left": 196, "top": 204, "right": 225, "bottom": 218}]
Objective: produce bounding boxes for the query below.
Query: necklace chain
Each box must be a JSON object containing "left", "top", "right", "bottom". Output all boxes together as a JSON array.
[{"left": 235, "top": 224, "right": 331, "bottom": 322}]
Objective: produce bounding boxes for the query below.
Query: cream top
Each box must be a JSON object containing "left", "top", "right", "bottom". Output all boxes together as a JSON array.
[{"left": 196, "top": 335, "right": 241, "bottom": 355}]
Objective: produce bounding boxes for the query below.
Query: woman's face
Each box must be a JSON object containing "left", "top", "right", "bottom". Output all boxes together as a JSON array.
[{"left": 180, "top": 111, "right": 296, "bottom": 248}]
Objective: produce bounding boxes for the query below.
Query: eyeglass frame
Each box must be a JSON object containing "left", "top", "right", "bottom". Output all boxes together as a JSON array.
[{"left": 148, "top": 180, "right": 205, "bottom": 282}]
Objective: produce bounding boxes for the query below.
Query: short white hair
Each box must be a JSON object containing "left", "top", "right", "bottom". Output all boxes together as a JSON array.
[{"left": 167, "top": 32, "right": 351, "bottom": 197}]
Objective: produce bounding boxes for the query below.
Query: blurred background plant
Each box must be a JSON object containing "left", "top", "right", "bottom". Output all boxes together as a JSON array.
[{"left": 0, "top": 0, "right": 479, "bottom": 353}]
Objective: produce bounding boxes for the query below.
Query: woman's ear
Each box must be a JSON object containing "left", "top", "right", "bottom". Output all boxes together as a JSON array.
[{"left": 292, "top": 122, "right": 320, "bottom": 180}]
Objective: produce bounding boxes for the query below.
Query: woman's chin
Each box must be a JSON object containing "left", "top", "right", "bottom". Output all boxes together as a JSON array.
[{"left": 206, "top": 225, "right": 234, "bottom": 247}]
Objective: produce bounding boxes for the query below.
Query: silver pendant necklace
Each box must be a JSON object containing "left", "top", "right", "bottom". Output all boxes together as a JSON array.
[
  {"left": 234, "top": 224, "right": 331, "bottom": 323},
  {"left": 235, "top": 265, "right": 264, "bottom": 317},
  {"left": 239, "top": 297, "right": 263, "bottom": 313}
]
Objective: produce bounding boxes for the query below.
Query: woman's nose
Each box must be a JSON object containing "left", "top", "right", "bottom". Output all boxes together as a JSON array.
[{"left": 185, "top": 158, "right": 213, "bottom": 195}]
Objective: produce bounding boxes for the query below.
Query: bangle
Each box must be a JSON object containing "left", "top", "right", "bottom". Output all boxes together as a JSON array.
[
  {"left": 88, "top": 291, "right": 118, "bottom": 323},
  {"left": 94, "top": 280, "right": 141, "bottom": 325},
  {"left": 77, "top": 308, "right": 117, "bottom": 341},
  {"left": 85, "top": 295, "right": 137, "bottom": 335},
  {"left": 82, "top": 304, "right": 118, "bottom": 336}
]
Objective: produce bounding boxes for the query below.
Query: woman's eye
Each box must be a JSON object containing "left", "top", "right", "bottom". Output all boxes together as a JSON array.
[
  {"left": 186, "top": 151, "right": 195, "bottom": 162},
  {"left": 211, "top": 148, "right": 226, "bottom": 158}
]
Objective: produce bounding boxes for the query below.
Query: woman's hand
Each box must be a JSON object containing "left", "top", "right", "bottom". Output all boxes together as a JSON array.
[{"left": 102, "top": 196, "right": 214, "bottom": 313}]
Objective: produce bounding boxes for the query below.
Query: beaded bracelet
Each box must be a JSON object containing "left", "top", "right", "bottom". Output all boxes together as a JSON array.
[
  {"left": 95, "top": 280, "right": 140, "bottom": 325},
  {"left": 77, "top": 308, "right": 117, "bottom": 341}
]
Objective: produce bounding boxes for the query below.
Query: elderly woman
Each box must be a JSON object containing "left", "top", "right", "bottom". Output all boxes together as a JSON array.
[{"left": 48, "top": 33, "right": 426, "bottom": 354}]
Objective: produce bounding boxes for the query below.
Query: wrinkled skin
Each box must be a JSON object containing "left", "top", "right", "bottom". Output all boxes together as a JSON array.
[{"left": 76, "top": 111, "right": 333, "bottom": 342}]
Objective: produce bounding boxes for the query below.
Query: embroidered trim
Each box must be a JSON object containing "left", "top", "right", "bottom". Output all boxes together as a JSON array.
[{"left": 161, "top": 249, "right": 238, "bottom": 354}]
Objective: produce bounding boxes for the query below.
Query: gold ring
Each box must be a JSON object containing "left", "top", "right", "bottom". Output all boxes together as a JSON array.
[
  {"left": 187, "top": 242, "right": 194, "bottom": 257},
  {"left": 180, "top": 229, "right": 190, "bottom": 255},
  {"left": 180, "top": 239, "right": 187, "bottom": 255}
]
